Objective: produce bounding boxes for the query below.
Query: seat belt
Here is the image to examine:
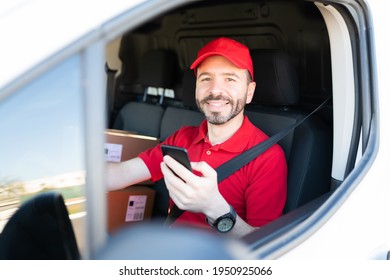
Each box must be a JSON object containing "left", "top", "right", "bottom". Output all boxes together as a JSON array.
[{"left": 164, "top": 97, "right": 330, "bottom": 226}]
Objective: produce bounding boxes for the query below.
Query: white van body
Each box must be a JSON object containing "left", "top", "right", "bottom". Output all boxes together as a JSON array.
[{"left": 0, "top": 0, "right": 389, "bottom": 260}]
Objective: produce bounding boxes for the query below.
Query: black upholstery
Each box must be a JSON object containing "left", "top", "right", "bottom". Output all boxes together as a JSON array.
[
  {"left": 251, "top": 49, "right": 300, "bottom": 106},
  {"left": 112, "top": 49, "right": 178, "bottom": 138},
  {"left": 159, "top": 68, "right": 204, "bottom": 141},
  {"left": 137, "top": 49, "right": 178, "bottom": 88},
  {"left": 160, "top": 107, "right": 204, "bottom": 141},
  {"left": 179, "top": 68, "right": 198, "bottom": 110},
  {"left": 113, "top": 102, "right": 164, "bottom": 137},
  {"left": 246, "top": 49, "right": 332, "bottom": 213},
  {"left": 0, "top": 191, "right": 80, "bottom": 260}
]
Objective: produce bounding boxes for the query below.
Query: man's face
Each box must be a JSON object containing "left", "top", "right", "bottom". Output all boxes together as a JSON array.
[{"left": 195, "top": 56, "right": 256, "bottom": 125}]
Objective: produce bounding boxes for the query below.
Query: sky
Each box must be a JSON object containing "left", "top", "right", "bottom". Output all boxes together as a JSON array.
[{"left": 0, "top": 56, "right": 85, "bottom": 182}]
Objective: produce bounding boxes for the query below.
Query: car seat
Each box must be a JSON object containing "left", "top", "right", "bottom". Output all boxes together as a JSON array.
[
  {"left": 112, "top": 49, "right": 179, "bottom": 138},
  {"left": 159, "top": 68, "right": 204, "bottom": 141},
  {"left": 246, "top": 49, "right": 332, "bottom": 213}
]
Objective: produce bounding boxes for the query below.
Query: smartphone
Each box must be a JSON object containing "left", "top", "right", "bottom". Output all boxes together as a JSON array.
[{"left": 161, "top": 145, "right": 192, "bottom": 171}]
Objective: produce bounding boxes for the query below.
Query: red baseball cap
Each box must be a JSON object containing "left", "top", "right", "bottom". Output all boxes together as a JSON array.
[{"left": 190, "top": 37, "right": 254, "bottom": 81}]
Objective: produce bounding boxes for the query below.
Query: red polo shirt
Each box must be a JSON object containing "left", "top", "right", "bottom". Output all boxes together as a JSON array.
[{"left": 138, "top": 116, "right": 287, "bottom": 228}]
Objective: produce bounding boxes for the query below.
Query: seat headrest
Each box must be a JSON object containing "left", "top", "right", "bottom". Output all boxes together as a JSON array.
[
  {"left": 138, "top": 49, "right": 178, "bottom": 88},
  {"left": 251, "top": 50, "right": 299, "bottom": 106},
  {"left": 180, "top": 68, "right": 197, "bottom": 109}
]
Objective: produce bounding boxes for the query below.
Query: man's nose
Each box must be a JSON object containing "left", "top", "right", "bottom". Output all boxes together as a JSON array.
[{"left": 209, "top": 77, "right": 224, "bottom": 94}]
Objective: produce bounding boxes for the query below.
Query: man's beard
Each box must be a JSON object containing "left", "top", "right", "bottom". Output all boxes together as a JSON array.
[{"left": 196, "top": 94, "right": 247, "bottom": 125}]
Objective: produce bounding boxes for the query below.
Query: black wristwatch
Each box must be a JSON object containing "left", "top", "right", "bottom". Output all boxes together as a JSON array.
[{"left": 206, "top": 205, "right": 237, "bottom": 233}]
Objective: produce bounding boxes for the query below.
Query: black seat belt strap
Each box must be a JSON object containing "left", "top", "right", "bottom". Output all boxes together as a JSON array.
[{"left": 164, "top": 97, "right": 330, "bottom": 226}]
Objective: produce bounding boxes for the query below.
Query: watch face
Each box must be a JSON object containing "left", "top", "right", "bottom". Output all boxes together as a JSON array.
[{"left": 217, "top": 217, "right": 234, "bottom": 232}]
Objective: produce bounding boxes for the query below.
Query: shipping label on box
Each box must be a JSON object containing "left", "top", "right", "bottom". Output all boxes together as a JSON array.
[
  {"left": 126, "top": 195, "right": 147, "bottom": 222},
  {"left": 105, "top": 143, "right": 123, "bottom": 162},
  {"left": 107, "top": 186, "right": 156, "bottom": 233}
]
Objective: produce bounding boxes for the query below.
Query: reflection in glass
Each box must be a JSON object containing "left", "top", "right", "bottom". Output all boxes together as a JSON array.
[{"left": 0, "top": 56, "right": 86, "bottom": 237}]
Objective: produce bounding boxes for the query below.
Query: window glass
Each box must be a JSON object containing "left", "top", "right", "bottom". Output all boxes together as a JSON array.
[{"left": 0, "top": 55, "right": 86, "bottom": 235}]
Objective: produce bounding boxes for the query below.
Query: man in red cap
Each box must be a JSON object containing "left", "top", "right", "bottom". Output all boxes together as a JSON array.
[{"left": 107, "top": 37, "right": 287, "bottom": 237}]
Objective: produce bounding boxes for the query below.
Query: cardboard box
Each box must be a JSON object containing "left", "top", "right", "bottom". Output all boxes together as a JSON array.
[
  {"left": 107, "top": 186, "right": 156, "bottom": 233},
  {"left": 105, "top": 129, "right": 159, "bottom": 233},
  {"left": 105, "top": 129, "right": 160, "bottom": 162}
]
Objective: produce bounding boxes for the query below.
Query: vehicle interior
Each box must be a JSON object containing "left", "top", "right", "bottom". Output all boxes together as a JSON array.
[
  {"left": 104, "top": 0, "right": 337, "bottom": 254},
  {"left": 0, "top": 0, "right": 373, "bottom": 260}
]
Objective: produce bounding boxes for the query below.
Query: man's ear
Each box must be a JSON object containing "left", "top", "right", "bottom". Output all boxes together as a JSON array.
[{"left": 246, "top": 82, "right": 256, "bottom": 104}]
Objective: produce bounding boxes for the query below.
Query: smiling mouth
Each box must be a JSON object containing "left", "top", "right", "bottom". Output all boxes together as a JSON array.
[
  {"left": 207, "top": 100, "right": 229, "bottom": 107},
  {"left": 205, "top": 100, "right": 230, "bottom": 112},
  {"left": 198, "top": 96, "right": 231, "bottom": 113}
]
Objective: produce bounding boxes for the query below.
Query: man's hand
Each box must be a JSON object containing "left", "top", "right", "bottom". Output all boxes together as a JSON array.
[{"left": 160, "top": 155, "right": 229, "bottom": 220}]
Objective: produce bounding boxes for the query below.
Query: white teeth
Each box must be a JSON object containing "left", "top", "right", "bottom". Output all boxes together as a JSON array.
[{"left": 208, "top": 101, "right": 227, "bottom": 107}]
